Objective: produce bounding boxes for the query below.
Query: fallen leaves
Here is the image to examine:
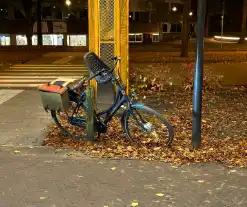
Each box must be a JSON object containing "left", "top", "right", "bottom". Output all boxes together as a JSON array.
[
  {"left": 111, "top": 167, "right": 117, "bottom": 171},
  {"left": 44, "top": 86, "right": 247, "bottom": 168}
]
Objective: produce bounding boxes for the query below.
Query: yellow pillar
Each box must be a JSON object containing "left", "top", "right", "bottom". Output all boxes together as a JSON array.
[
  {"left": 119, "top": 0, "right": 129, "bottom": 93},
  {"left": 88, "top": 0, "right": 129, "bottom": 98},
  {"left": 88, "top": 0, "right": 99, "bottom": 94}
]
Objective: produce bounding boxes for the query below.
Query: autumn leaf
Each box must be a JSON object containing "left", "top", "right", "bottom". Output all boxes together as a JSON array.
[
  {"left": 131, "top": 202, "right": 139, "bottom": 206},
  {"left": 153, "top": 147, "right": 161, "bottom": 151},
  {"left": 111, "top": 167, "right": 117, "bottom": 171},
  {"left": 156, "top": 193, "right": 164, "bottom": 197},
  {"left": 14, "top": 150, "right": 20, "bottom": 154},
  {"left": 40, "top": 196, "right": 47, "bottom": 200},
  {"left": 127, "top": 146, "right": 133, "bottom": 151}
]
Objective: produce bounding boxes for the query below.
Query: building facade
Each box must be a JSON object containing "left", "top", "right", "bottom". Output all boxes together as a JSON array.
[{"left": 0, "top": 0, "right": 195, "bottom": 46}]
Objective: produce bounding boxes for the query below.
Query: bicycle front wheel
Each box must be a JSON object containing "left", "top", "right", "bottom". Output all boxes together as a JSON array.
[{"left": 124, "top": 106, "right": 174, "bottom": 145}]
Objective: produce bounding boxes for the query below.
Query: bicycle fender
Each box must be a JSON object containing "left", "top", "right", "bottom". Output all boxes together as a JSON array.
[{"left": 130, "top": 103, "right": 145, "bottom": 109}]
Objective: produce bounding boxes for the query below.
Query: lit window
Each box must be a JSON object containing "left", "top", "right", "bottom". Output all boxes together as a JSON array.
[
  {"left": 129, "top": 33, "right": 143, "bottom": 43},
  {"left": 17, "top": 34, "right": 64, "bottom": 46},
  {"left": 16, "top": 35, "right": 28, "bottom": 45},
  {"left": 0, "top": 34, "right": 10, "bottom": 46},
  {"left": 152, "top": 34, "right": 159, "bottom": 42},
  {"left": 129, "top": 34, "right": 135, "bottom": 42},
  {"left": 135, "top": 34, "right": 143, "bottom": 42},
  {"left": 43, "top": 34, "right": 64, "bottom": 45},
  {"left": 67, "top": 35, "right": 87, "bottom": 46}
]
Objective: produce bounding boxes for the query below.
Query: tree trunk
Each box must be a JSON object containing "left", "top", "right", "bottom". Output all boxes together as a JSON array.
[
  {"left": 8, "top": 4, "right": 17, "bottom": 46},
  {"left": 22, "top": 0, "right": 33, "bottom": 46},
  {"left": 239, "top": 0, "right": 247, "bottom": 44},
  {"left": 180, "top": 0, "right": 190, "bottom": 57},
  {"left": 26, "top": 32, "right": 32, "bottom": 46},
  {"left": 37, "top": 0, "right": 42, "bottom": 46}
]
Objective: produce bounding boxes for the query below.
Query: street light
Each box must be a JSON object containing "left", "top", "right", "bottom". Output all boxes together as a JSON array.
[
  {"left": 189, "top": 11, "right": 193, "bottom": 16},
  {"left": 65, "top": 0, "right": 71, "bottom": 18},
  {"left": 172, "top": 7, "right": 177, "bottom": 12},
  {"left": 65, "top": 0, "right": 71, "bottom": 7},
  {"left": 221, "top": 1, "right": 225, "bottom": 48}
]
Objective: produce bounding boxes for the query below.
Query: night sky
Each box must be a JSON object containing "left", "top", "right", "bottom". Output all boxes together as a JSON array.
[
  {"left": 0, "top": 0, "right": 244, "bottom": 34},
  {"left": 191, "top": 0, "right": 243, "bottom": 34}
]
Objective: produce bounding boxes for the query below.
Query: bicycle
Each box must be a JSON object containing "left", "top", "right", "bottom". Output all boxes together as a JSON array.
[{"left": 50, "top": 52, "right": 174, "bottom": 145}]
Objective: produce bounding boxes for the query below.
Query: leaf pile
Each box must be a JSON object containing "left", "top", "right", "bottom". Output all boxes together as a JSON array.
[
  {"left": 130, "top": 62, "right": 223, "bottom": 94},
  {"left": 130, "top": 51, "right": 247, "bottom": 64},
  {"left": 44, "top": 118, "right": 247, "bottom": 167},
  {"left": 44, "top": 88, "right": 247, "bottom": 167}
]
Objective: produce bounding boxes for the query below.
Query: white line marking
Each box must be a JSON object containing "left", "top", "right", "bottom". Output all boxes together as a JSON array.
[{"left": 0, "top": 90, "right": 23, "bottom": 105}]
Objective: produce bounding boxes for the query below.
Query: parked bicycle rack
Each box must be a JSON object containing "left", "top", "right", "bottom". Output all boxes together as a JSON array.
[{"left": 85, "top": 86, "right": 96, "bottom": 141}]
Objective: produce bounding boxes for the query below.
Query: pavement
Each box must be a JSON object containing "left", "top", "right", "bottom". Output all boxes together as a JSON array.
[
  {"left": 0, "top": 146, "right": 247, "bottom": 207},
  {"left": 0, "top": 90, "right": 51, "bottom": 146}
]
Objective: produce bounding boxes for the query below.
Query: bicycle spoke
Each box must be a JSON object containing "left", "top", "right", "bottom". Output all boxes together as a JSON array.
[
  {"left": 51, "top": 101, "right": 87, "bottom": 140},
  {"left": 125, "top": 106, "right": 173, "bottom": 145}
]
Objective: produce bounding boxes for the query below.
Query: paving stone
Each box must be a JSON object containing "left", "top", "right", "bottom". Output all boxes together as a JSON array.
[
  {"left": 0, "top": 90, "right": 50, "bottom": 146},
  {"left": 0, "top": 148, "right": 246, "bottom": 207},
  {"left": 0, "top": 89, "right": 23, "bottom": 105}
]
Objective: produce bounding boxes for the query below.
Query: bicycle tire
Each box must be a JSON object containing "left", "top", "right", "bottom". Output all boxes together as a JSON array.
[
  {"left": 124, "top": 105, "right": 174, "bottom": 145},
  {"left": 51, "top": 101, "right": 87, "bottom": 140}
]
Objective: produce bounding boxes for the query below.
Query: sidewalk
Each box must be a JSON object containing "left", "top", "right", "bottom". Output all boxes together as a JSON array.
[
  {"left": 0, "top": 146, "right": 246, "bottom": 207},
  {"left": 0, "top": 90, "right": 51, "bottom": 146}
]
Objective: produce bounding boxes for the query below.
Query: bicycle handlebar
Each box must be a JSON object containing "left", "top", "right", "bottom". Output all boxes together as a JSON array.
[{"left": 88, "top": 69, "right": 108, "bottom": 81}]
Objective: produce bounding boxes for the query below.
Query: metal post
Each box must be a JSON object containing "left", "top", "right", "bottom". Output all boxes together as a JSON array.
[
  {"left": 191, "top": 0, "right": 206, "bottom": 149},
  {"left": 221, "top": 0, "right": 225, "bottom": 48},
  {"left": 86, "top": 86, "right": 96, "bottom": 141}
]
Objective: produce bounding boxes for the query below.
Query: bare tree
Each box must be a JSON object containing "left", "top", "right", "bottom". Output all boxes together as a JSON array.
[
  {"left": 37, "top": 0, "right": 42, "bottom": 45},
  {"left": 180, "top": 0, "right": 191, "bottom": 57},
  {"left": 239, "top": 0, "right": 247, "bottom": 44},
  {"left": 21, "top": 0, "right": 34, "bottom": 46},
  {"left": 205, "top": 0, "right": 222, "bottom": 37}
]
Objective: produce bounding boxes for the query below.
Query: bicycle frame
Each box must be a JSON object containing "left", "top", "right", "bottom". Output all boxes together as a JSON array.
[
  {"left": 73, "top": 58, "right": 137, "bottom": 127},
  {"left": 97, "top": 77, "right": 130, "bottom": 124}
]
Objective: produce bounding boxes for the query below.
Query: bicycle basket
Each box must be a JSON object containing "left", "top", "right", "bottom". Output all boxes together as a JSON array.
[
  {"left": 38, "top": 78, "right": 75, "bottom": 112},
  {"left": 84, "top": 52, "right": 113, "bottom": 84}
]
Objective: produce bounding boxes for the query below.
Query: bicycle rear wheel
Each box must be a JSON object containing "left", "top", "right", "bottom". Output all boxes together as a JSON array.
[
  {"left": 51, "top": 101, "right": 87, "bottom": 140},
  {"left": 124, "top": 106, "right": 174, "bottom": 145}
]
